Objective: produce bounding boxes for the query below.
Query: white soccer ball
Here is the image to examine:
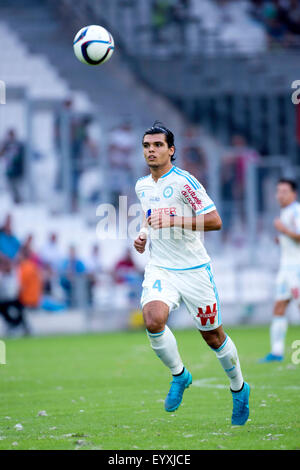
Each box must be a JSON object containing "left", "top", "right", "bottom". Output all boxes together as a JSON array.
[{"left": 73, "top": 25, "right": 114, "bottom": 66}]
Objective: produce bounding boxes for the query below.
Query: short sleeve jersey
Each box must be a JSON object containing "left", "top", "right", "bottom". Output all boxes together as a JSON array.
[
  {"left": 279, "top": 201, "right": 300, "bottom": 268},
  {"left": 135, "top": 166, "right": 216, "bottom": 270}
]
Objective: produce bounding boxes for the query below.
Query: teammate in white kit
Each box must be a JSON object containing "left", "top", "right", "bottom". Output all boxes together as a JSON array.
[
  {"left": 260, "top": 179, "right": 300, "bottom": 362},
  {"left": 134, "top": 122, "right": 250, "bottom": 425}
]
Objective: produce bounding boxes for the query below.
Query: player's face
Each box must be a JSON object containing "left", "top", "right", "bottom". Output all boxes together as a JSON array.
[
  {"left": 142, "top": 133, "right": 174, "bottom": 169},
  {"left": 276, "top": 183, "right": 297, "bottom": 208}
]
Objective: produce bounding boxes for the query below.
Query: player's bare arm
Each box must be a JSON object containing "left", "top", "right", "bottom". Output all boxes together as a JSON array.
[
  {"left": 148, "top": 209, "right": 222, "bottom": 231},
  {"left": 274, "top": 217, "right": 300, "bottom": 242}
]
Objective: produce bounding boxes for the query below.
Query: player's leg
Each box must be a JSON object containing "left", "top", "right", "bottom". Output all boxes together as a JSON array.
[
  {"left": 260, "top": 299, "right": 289, "bottom": 362},
  {"left": 143, "top": 300, "right": 183, "bottom": 375},
  {"left": 143, "top": 300, "right": 192, "bottom": 412},
  {"left": 180, "top": 265, "right": 250, "bottom": 425},
  {"left": 260, "top": 268, "right": 291, "bottom": 362},
  {"left": 200, "top": 325, "right": 244, "bottom": 390},
  {"left": 199, "top": 325, "right": 249, "bottom": 423}
]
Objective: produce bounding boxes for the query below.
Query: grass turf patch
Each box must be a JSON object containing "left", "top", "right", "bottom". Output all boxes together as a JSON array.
[{"left": 0, "top": 326, "right": 300, "bottom": 450}]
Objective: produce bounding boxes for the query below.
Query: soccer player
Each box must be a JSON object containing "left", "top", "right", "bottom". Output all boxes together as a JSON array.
[
  {"left": 260, "top": 179, "right": 300, "bottom": 362},
  {"left": 134, "top": 122, "right": 250, "bottom": 425}
]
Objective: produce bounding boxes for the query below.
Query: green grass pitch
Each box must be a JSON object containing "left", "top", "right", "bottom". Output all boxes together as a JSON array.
[{"left": 0, "top": 326, "right": 300, "bottom": 450}]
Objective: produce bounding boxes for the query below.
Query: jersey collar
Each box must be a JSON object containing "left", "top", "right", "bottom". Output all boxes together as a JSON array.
[
  {"left": 161, "top": 166, "right": 175, "bottom": 179},
  {"left": 151, "top": 165, "right": 175, "bottom": 183}
]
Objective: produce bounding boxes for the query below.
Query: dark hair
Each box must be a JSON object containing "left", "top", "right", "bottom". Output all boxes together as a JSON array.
[
  {"left": 278, "top": 178, "right": 298, "bottom": 192},
  {"left": 143, "top": 121, "right": 176, "bottom": 161}
]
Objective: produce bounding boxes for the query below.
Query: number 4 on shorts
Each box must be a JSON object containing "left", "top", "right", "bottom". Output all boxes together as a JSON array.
[{"left": 153, "top": 280, "right": 162, "bottom": 292}]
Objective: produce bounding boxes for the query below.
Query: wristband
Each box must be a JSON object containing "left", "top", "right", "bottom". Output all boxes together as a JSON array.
[{"left": 139, "top": 227, "right": 149, "bottom": 238}]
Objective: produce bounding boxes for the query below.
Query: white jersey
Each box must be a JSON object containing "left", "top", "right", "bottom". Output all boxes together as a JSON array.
[
  {"left": 135, "top": 165, "right": 216, "bottom": 270},
  {"left": 278, "top": 201, "right": 300, "bottom": 268}
]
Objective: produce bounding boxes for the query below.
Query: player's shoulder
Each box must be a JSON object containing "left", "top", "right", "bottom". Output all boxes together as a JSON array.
[
  {"left": 294, "top": 201, "right": 300, "bottom": 216},
  {"left": 286, "top": 201, "right": 300, "bottom": 215},
  {"left": 171, "top": 166, "right": 204, "bottom": 190},
  {"left": 135, "top": 174, "right": 152, "bottom": 191}
]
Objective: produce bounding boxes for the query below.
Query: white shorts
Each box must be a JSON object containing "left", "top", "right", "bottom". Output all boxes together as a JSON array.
[
  {"left": 140, "top": 263, "right": 221, "bottom": 331},
  {"left": 275, "top": 267, "right": 300, "bottom": 301}
]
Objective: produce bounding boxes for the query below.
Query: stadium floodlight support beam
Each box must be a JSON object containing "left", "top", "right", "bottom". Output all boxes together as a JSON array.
[
  {"left": 97, "top": 112, "right": 111, "bottom": 206},
  {"left": 59, "top": 107, "right": 72, "bottom": 213},
  {"left": 245, "top": 159, "right": 258, "bottom": 265}
]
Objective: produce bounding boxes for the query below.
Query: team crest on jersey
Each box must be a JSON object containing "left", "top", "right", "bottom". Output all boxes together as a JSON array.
[{"left": 163, "top": 186, "right": 173, "bottom": 198}]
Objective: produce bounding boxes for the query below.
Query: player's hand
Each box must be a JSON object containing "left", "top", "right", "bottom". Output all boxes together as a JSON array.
[
  {"left": 134, "top": 233, "right": 147, "bottom": 254},
  {"left": 274, "top": 218, "right": 288, "bottom": 234},
  {"left": 147, "top": 214, "right": 174, "bottom": 229}
]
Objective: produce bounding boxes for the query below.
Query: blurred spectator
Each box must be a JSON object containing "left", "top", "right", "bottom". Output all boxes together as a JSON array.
[
  {"left": 23, "top": 234, "right": 42, "bottom": 266},
  {"left": 264, "top": 1, "right": 288, "bottom": 46},
  {"left": 249, "top": 0, "right": 267, "bottom": 23},
  {"left": 0, "top": 257, "right": 29, "bottom": 335},
  {"left": 230, "top": 135, "right": 260, "bottom": 204},
  {"left": 0, "top": 129, "right": 25, "bottom": 203},
  {"left": 108, "top": 122, "right": 136, "bottom": 207},
  {"left": 114, "top": 248, "right": 140, "bottom": 284},
  {"left": 39, "top": 232, "right": 62, "bottom": 300},
  {"left": 181, "top": 127, "right": 208, "bottom": 186},
  {"left": 151, "top": 0, "right": 173, "bottom": 42},
  {"left": 221, "top": 135, "right": 260, "bottom": 235},
  {"left": 41, "top": 232, "right": 62, "bottom": 272},
  {"left": 60, "top": 245, "right": 86, "bottom": 307},
  {"left": 18, "top": 247, "right": 43, "bottom": 309},
  {"left": 249, "top": 0, "right": 300, "bottom": 47},
  {"left": 86, "top": 244, "right": 103, "bottom": 306},
  {"left": 0, "top": 214, "right": 20, "bottom": 260},
  {"left": 170, "top": 0, "right": 191, "bottom": 46},
  {"left": 277, "top": 0, "right": 300, "bottom": 36},
  {"left": 114, "top": 248, "right": 143, "bottom": 305}
]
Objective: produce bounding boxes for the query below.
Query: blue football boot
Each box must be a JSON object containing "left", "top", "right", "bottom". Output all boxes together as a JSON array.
[
  {"left": 164, "top": 368, "right": 192, "bottom": 412},
  {"left": 231, "top": 382, "right": 250, "bottom": 426},
  {"left": 259, "top": 353, "right": 283, "bottom": 363}
]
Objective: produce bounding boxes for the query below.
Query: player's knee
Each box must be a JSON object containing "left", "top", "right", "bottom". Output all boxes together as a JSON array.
[
  {"left": 274, "top": 301, "right": 288, "bottom": 316},
  {"left": 200, "top": 327, "right": 226, "bottom": 350},
  {"left": 143, "top": 305, "right": 167, "bottom": 333},
  {"left": 143, "top": 316, "right": 165, "bottom": 334}
]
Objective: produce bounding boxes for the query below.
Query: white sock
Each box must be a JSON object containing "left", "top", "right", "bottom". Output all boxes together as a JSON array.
[
  {"left": 213, "top": 336, "right": 244, "bottom": 391},
  {"left": 270, "top": 316, "right": 288, "bottom": 356},
  {"left": 146, "top": 325, "right": 184, "bottom": 375}
]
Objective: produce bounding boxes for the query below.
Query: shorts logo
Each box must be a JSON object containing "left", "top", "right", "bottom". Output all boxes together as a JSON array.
[
  {"left": 163, "top": 186, "right": 173, "bottom": 198},
  {"left": 197, "top": 303, "right": 217, "bottom": 326}
]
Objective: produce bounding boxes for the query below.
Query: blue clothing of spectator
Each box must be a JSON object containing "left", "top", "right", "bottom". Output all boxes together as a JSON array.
[
  {"left": 0, "top": 230, "right": 20, "bottom": 259},
  {"left": 60, "top": 258, "right": 86, "bottom": 274}
]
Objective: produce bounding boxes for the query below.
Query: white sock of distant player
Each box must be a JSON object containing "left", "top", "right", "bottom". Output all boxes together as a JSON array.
[
  {"left": 213, "top": 336, "right": 244, "bottom": 391},
  {"left": 147, "top": 325, "right": 184, "bottom": 375},
  {"left": 270, "top": 316, "right": 288, "bottom": 356}
]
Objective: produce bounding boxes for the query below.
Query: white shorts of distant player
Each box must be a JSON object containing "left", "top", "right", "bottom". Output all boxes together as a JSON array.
[
  {"left": 275, "top": 266, "right": 300, "bottom": 302},
  {"left": 141, "top": 263, "right": 221, "bottom": 331}
]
